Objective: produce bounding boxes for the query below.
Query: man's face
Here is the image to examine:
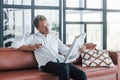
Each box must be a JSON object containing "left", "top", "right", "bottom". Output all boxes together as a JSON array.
[{"left": 37, "top": 20, "right": 50, "bottom": 35}]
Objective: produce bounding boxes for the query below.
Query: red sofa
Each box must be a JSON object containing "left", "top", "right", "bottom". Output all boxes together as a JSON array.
[{"left": 0, "top": 48, "right": 120, "bottom": 80}]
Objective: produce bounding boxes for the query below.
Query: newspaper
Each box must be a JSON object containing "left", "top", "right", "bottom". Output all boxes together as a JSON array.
[{"left": 64, "top": 33, "right": 86, "bottom": 63}]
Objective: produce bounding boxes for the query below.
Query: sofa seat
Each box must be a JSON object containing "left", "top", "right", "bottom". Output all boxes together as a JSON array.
[
  {"left": 0, "top": 69, "right": 58, "bottom": 80},
  {"left": 0, "top": 65, "right": 118, "bottom": 80},
  {"left": 79, "top": 65, "right": 118, "bottom": 80},
  {"left": 77, "top": 65, "right": 118, "bottom": 77}
]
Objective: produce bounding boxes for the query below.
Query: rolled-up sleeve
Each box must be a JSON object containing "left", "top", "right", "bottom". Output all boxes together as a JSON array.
[{"left": 10, "top": 36, "right": 26, "bottom": 49}]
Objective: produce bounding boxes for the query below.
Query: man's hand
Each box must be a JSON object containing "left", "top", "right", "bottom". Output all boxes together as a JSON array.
[
  {"left": 79, "top": 45, "right": 86, "bottom": 52},
  {"left": 31, "top": 44, "right": 42, "bottom": 50}
]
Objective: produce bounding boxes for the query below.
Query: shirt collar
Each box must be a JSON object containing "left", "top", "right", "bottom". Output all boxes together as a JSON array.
[{"left": 36, "top": 32, "right": 51, "bottom": 38}]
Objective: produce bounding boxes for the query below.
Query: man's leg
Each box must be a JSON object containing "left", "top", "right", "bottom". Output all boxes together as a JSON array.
[
  {"left": 68, "top": 63, "right": 87, "bottom": 80},
  {"left": 41, "top": 61, "right": 70, "bottom": 80}
]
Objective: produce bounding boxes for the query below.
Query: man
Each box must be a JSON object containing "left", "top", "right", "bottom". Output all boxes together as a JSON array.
[{"left": 11, "top": 15, "right": 87, "bottom": 80}]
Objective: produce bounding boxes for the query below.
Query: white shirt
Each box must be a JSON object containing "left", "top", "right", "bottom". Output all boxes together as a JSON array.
[{"left": 11, "top": 32, "right": 69, "bottom": 68}]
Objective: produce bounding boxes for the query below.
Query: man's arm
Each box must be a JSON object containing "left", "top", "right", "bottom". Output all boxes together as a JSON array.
[
  {"left": 58, "top": 39, "right": 69, "bottom": 56},
  {"left": 18, "top": 44, "right": 42, "bottom": 51}
]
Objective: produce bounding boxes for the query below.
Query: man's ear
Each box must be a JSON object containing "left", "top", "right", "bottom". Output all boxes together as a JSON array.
[{"left": 36, "top": 27, "right": 39, "bottom": 31}]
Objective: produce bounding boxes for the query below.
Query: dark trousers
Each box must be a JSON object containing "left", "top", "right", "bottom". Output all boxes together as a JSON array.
[{"left": 41, "top": 61, "right": 87, "bottom": 80}]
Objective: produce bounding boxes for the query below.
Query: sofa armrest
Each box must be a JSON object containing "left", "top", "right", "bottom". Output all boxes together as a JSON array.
[
  {"left": 109, "top": 51, "right": 120, "bottom": 80},
  {"left": 109, "top": 51, "right": 120, "bottom": 65},
  {"left": 0, "top": 48, "right": 38, "bottom": 71}
]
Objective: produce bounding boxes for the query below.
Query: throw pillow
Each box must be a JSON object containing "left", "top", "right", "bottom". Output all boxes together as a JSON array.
[{"left": 81, "top": 49, "right": 115, "bottom": 67}]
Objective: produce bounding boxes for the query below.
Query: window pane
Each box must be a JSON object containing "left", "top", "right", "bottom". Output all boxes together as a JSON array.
[
  {"left": 3, "top": 0, "right": 31, "bottom": 5},
  {"left": 35, "top": 10, "right": 59, "bottom": 33},
  {"left": 107, "top": 0, "right": 120, "bottom": 9},
  {"left": 107, "top": 12, "right": 120, "bottom": 51},
  {"left": 86, "top": 24, "right": 103, "bottom": 49},
  {"left": 35, "top": 0, "right": 59, "bottom": 6},
  {"left": 3, "top": 8, "right": 31, "bottom": 47},
  {"left": 66, "top": 0, "right": 84, "bottom": 8},
  {"left": 87, "top": 0, "right": 102, "bottom": 9},
  {"left": 82, "top": 11, "right": 102, "bottom": 22},
  {"left": 66, "top": 10, "right": 102, "bottom": 22},
  {"left": 66, "top": 10, "right": 80, "bottom": 22},
  {"left": 66, "top": 24, "right": 84, "bottom": 44}
]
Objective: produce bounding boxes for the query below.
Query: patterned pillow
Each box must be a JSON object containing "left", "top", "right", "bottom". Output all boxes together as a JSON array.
[{"left": 81, "top": 49, "right": 115, "bottom": 67}]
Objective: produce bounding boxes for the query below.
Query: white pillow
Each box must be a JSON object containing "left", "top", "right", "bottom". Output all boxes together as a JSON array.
[{"left": 81, "top": 49, "right": 115, "bottom": 67}]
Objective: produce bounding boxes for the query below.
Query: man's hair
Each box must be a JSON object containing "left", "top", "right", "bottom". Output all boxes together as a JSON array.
[{"left": 33, "top": 15, "right": 47, "bottom": 28}]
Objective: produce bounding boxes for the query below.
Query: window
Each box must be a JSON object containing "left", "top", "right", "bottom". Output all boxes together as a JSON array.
[
  {"left": 1, "top": 0, "right": 61, "bottom": 47},
  {"left": 107, "top": 0, "right": 120, "bottom": 9},
  {"left": 87, "top": 0, "right": 102, "bottom": 9},
  {"left": 66, "top": 24, "right": 84, "bottom": 44},
  {"left": 66, "top": 10, "right": 102, "bottom": 22},
  {"left": 3, "top": 0, "right": 31, "bottom": 5},
  {"left": 35, "top": 0, "right": 59, "bottom": 6},
  {"left": 63, "top": 0, "right": 103, "bottom": 49},
  {"left": 107, "top": 12, "right": 120, "bottom": 50},
  {"left": 86, "top": 24, "right": 103, "bottom": 49},
  {"left": 66, "top": 0, "right": 84, "bottom": 8},
  {"left": 1, "top": 0, "right": 120, "bottom": 51},
  {"left": 3, "top": 8, "right": 31, "bottom": 36}
]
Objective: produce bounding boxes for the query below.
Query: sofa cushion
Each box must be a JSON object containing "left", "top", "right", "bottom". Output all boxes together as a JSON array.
[
  {"left": 0, "top": 48, "right": 38, "bottom": 70},
  {"left": 0, "top": 65, "right": 118, "bottom": 80},
  {"left": 0, "top": 69, "right": 58, "bottom": 80},
  {"left": 81, "top": 49, "right": 115, "bottom": 67},
  {"left": 76, "top": 64, "right": 118, "bottom": 78}
]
